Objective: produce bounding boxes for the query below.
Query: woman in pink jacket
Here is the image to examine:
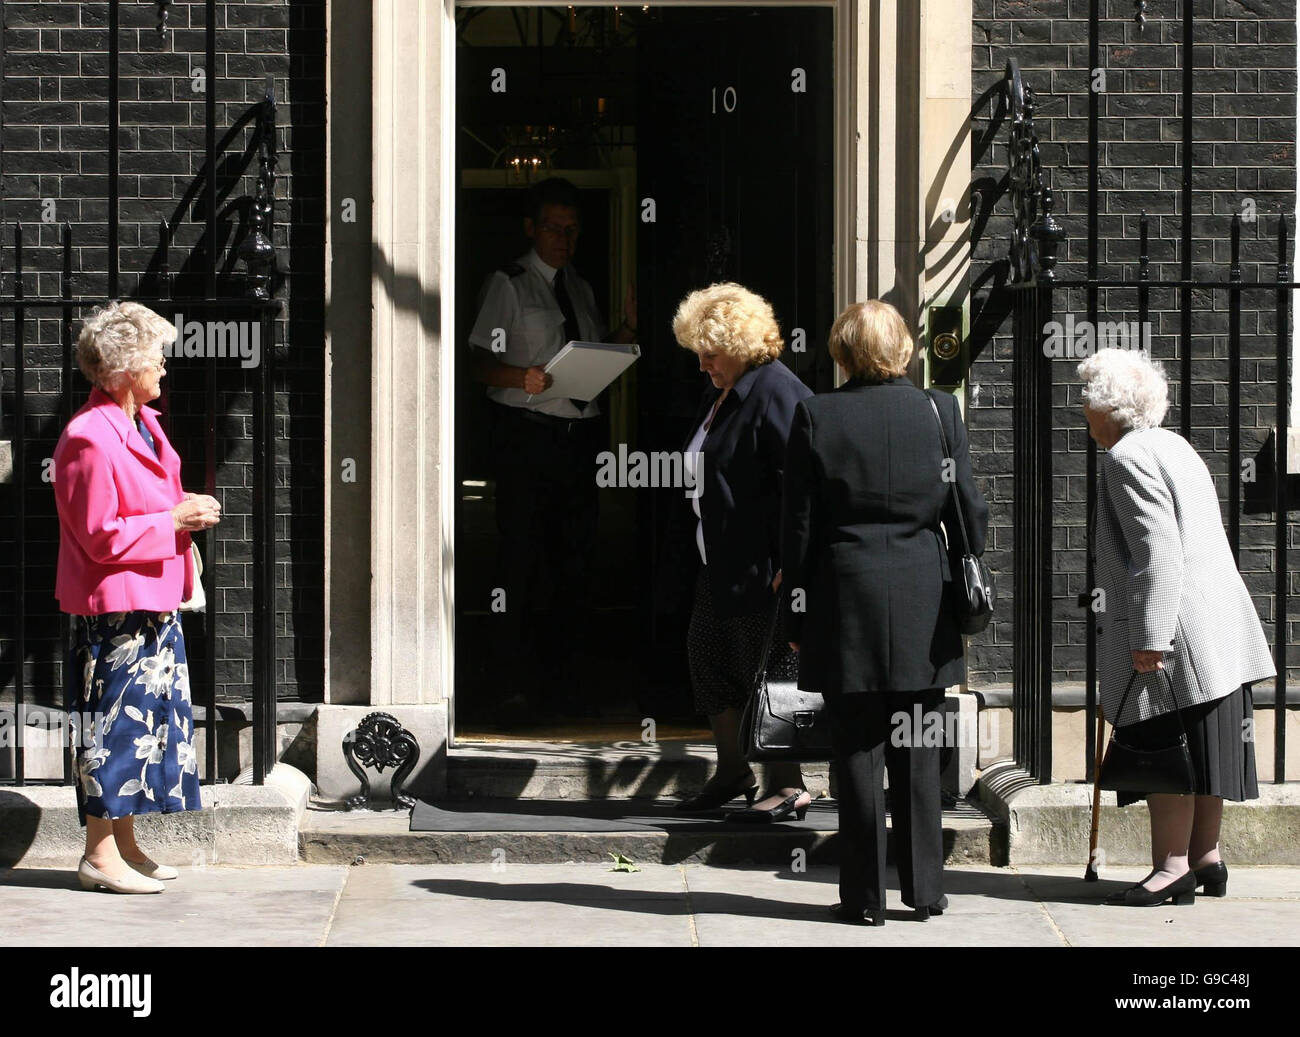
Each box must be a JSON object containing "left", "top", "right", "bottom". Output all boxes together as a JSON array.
[{"left": 54, "top": 301, "right": 221, "bottom": 894}]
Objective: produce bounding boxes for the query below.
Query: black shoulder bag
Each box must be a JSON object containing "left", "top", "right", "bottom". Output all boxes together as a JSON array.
[
  {"left": 738, "top": 591, "right": 834, "bottom": 762},
  {"left": 926, "top": 392, "right": 995, "bottom": 635},
  {"left": 1098, "top": 668, "right": 1196, "bottom": 794}
]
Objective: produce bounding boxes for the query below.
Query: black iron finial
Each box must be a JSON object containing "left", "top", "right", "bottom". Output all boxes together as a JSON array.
[
  {"left": 1230, "top": 213, "right": 1242, "bottom": 283},
  {"left": 156, "top": 1, "right": 171, "bottom": 37},
  {"left": 1279, "top": 214, "right": 1291, "bottom": 282},
  {"left": 1139, "top": 212, "right": 1150, "bottom": 281},
  {"left": 1134, "top": 1, "right": 1147, "bottom": 28},
  {"left": 238, "top": 78, "right": 280, "bottom": 302},
  {"left": 1032, "top": 185, "right": 1065, "bottom": 282}
]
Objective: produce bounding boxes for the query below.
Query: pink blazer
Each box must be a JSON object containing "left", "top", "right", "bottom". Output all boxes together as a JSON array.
[{"left": 53, "top": 387, "right": 195, "bottom": 615}]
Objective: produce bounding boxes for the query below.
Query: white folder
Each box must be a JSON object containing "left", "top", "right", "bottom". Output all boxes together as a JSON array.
[{"left": 527, "top": 340, "right": 641, "bottom": 403}]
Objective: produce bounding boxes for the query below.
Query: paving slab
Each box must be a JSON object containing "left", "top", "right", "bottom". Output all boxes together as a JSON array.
[
  {"left": 1021, "top": 864, "right": 1300, "bottom": 901},
  {"left": 339, "top": 861, "right": 687, "bottom": 901},
  {"left": 0, "top": 865, "right": 344, "bottom": 947},
  {"left": 0, "top": 862, "right": 1295, "bottom": 947},
  {"left": 328, "top": 863, "right": 693, "bottom": 946},
  {"left": 680, "top": 864, "right": 1064, "bottom": 946}
]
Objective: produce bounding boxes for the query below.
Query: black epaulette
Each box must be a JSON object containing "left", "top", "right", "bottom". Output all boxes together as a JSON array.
[{"left": 499, "top": 261, "right": 527, "bottom": 278}]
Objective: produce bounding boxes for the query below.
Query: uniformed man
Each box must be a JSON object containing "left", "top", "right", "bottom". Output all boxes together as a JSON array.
[{"left": 468, "top": 177, "right": 637, "bottom": 720}]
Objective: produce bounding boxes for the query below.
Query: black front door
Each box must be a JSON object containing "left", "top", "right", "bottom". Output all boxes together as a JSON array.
[{"left": 635, "top": 5, "right": 836, "bottom": 703}]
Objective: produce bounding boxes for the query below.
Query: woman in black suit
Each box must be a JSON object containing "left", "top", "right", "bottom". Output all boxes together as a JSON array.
[
  {"left": 670, "top": 282, "right": 814, "bottom": 820},
  {"left": 781, "top": 300, "right": 988, "bottom": 923}
]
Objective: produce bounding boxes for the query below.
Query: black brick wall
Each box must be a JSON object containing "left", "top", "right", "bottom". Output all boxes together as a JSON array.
[
  {"left": 0, "top": 0, "right": 326, "bottom": 705},
  {"left": 970, "top": 0, "right": 1299, "bottom": 687}
]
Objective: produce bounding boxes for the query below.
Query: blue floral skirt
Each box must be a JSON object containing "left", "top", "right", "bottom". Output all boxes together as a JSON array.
[{"left": 66, "top": 610, "right": 202, "bottom": 826}]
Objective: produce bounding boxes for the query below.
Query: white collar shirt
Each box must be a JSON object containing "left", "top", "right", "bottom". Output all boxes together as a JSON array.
[{"left": 467, "top": 248, "right": 608, "bottom": 418}]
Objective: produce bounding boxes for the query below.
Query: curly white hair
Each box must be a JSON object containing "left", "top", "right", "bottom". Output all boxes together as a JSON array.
[
  {"left": 75, "top": 300, "right": 176, "bottom": 390},
  {"left": 1077, "top": 348, "right": 1169, "bottom": 431}
]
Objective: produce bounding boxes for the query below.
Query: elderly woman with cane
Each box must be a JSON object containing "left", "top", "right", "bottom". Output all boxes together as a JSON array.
[
  {"left": 1080, "top": 348, "right": 1274, "bottom": 907},
  {"left": 54, "top": 301, "right": 220, "bottom": 894}
]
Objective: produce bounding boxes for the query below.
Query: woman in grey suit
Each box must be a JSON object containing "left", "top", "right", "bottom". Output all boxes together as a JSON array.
[{"left": 1080, "top": 348, "right": 1275, "bottom": 907}]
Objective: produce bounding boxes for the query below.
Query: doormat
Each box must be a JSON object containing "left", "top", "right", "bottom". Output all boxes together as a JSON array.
[{"left": 410, "top": 798, "right": 839, "bottom": 833}]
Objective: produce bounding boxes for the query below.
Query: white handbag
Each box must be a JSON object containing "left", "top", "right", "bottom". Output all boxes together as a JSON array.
[{"left": 179, "top": 541, "right": 206, "bottom": 612}]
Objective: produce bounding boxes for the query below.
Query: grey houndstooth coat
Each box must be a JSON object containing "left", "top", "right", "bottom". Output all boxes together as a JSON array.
[{"left": 1094, "top": 426, "right": 1276, "bottom": 726}]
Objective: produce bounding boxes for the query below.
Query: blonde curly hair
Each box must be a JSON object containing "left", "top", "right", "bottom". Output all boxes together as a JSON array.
[
  {"left": 672, "top": 282, "right": 784, "bottom": 366},
  {"left": 76, "top": 300, "right": 176, "bottom": 391}
]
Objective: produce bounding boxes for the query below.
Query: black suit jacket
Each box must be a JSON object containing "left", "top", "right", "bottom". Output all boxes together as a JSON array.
[
  {"left": 669, "top": 359, "right": 813, "bottom": 620},
  {"left": 780, "top": 374, "right": 989, "bottom": 695}
]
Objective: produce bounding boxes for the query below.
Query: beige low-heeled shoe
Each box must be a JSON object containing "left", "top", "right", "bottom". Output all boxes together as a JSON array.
[
  {"left": 125, "top": 858, "right": 179, "bottom": 881},
  {"left": 77, "top": 857, "right": 165, "bottom": 894}
]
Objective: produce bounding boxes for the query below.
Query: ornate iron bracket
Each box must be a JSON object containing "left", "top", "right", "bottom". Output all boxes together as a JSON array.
[
  {"left": 238, "top": 76, "right": 279, "bottom": 302},
  {"left": 1005, "top": 59, "right": 1063, "bottom": 283},
  {"left": 342, "top": 712, "right": 421, "bottom": 810}
]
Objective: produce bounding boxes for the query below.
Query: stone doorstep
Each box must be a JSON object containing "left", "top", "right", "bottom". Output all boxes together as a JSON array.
[
  {"left": 446, "top": 739, "right": 830, "bottom": 802},
  {"left": 298, "top": 805, "right": 1001, "bottom": 867},
  {"left": 443, "top": 704, "right": 978, "bottom": 803},
  {"left": 0, "top": 764, "right": 313, "bottom": 869},
  {"left": 977, "top": 761, "right": 1300, "bottom": 867}
]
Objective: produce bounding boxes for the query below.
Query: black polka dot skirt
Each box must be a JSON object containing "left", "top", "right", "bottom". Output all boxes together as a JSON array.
[{"left": 686, "top": 567, "right": 797, "bottom": 716}]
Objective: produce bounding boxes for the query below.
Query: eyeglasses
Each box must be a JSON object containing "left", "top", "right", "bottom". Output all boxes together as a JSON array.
[{"left": 538, "top": 222, "right": 580, "bottom": 239}]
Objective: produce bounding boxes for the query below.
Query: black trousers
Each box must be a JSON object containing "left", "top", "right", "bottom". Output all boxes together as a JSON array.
[
  {"left": 489, "top": 403, "right": 602, "bottom": 690},
  {"left": 828, "top": 689, "right": 945, "bottom": 911}
]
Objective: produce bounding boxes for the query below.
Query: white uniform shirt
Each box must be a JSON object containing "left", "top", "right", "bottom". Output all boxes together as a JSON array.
[{"left": 467, "top": 248, "right": 608, "bottom": 419}]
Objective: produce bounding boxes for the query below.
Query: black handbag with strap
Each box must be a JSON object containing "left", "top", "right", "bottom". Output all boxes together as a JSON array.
[
  {"left": 738, "top": 591, "right": 834, "bottom": 762},
  {"left": 925, "top": 391, "right": 995, "bottom": 635},
  {"left": 1098, "top": 668, "right": 1196, "bottom": 795}
]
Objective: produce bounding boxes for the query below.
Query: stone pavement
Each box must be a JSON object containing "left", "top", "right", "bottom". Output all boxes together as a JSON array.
[{"left": 2, "top": 862, "right": 1298, "bottom": 946}]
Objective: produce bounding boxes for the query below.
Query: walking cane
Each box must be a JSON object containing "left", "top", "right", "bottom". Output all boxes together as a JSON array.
[{"left": 1084, "top": 703, "right": 1106, "bottom": 882}]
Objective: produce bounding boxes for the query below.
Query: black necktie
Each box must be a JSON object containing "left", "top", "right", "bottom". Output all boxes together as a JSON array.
[{"left": 553, "top": 268, "right": 587, "bottom": 411}]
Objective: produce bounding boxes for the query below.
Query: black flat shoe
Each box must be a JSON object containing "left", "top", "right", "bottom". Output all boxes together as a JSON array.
[
  {"left": 828, "top": 903, "right": 885, "bottom": 926},
  {"left": 1105, "top": 870, "right": 1196, "bottom": 907},
  {"left": 913, "top": 894, "right": 949, "bottom": 920},
  {"left": 728, "top": 789, "right": 810, "bottom": 823},
  {"left": 675, "top": 772, "right": 758, "bottom": 813},
  {"left": 1193, "top": 861, "right": 1228, "bottom": 897}
]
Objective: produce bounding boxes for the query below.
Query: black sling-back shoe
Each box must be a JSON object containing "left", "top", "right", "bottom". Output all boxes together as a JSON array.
[
  {"left": 1193, "top": 861, "right": 1228, "bottom": 897},
  {"left": 728, "top": 788, "right": 811, "bottom": 823}
]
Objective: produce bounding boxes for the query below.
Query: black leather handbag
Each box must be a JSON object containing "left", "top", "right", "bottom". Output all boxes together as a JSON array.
[
  {"left": 738, "top": 593, "right": 834, "bottom": 762},
  {"left": 926, "top": 392, "right": 995, "bottom": 635},
  {"left": 1098, "top": 669, "right": 1196, "bottom": 795}
]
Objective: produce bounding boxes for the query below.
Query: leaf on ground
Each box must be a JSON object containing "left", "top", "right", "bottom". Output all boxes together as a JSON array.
[{"left": 608, "top": 852, "right": 639, "bottom": 873}]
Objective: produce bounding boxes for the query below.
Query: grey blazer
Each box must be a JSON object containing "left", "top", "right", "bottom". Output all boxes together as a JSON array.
[{"left": 1094, "top": 427, "right": 1275, "bottom": 726}]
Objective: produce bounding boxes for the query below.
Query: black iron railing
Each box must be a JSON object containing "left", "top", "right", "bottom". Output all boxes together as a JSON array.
[
  {"left": 1004, "top": 6, "right": 1295, "bottom": 787},
  {"left": 0, "top": 1, "right": 282, "bottom": 788}
]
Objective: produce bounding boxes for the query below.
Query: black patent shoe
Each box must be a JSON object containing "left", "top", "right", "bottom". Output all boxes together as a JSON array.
[
  {"left": 829, "top": 903, "right": 886, "bottom": 926},
  {"left": 913, "top": 894, "right": 949, "bottom": 921},
  {"left": 1193, "top": 861, "right": 1228, "bottom": 897},
  {"left": 675, "top": 771, "right": 758, "bottom": 813},
  {"left": 728, "top": 788, "right": 811, "bottom": 823},
  {"left": 1105, "top": 870, "right": 1196, "bottom": 907}
]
